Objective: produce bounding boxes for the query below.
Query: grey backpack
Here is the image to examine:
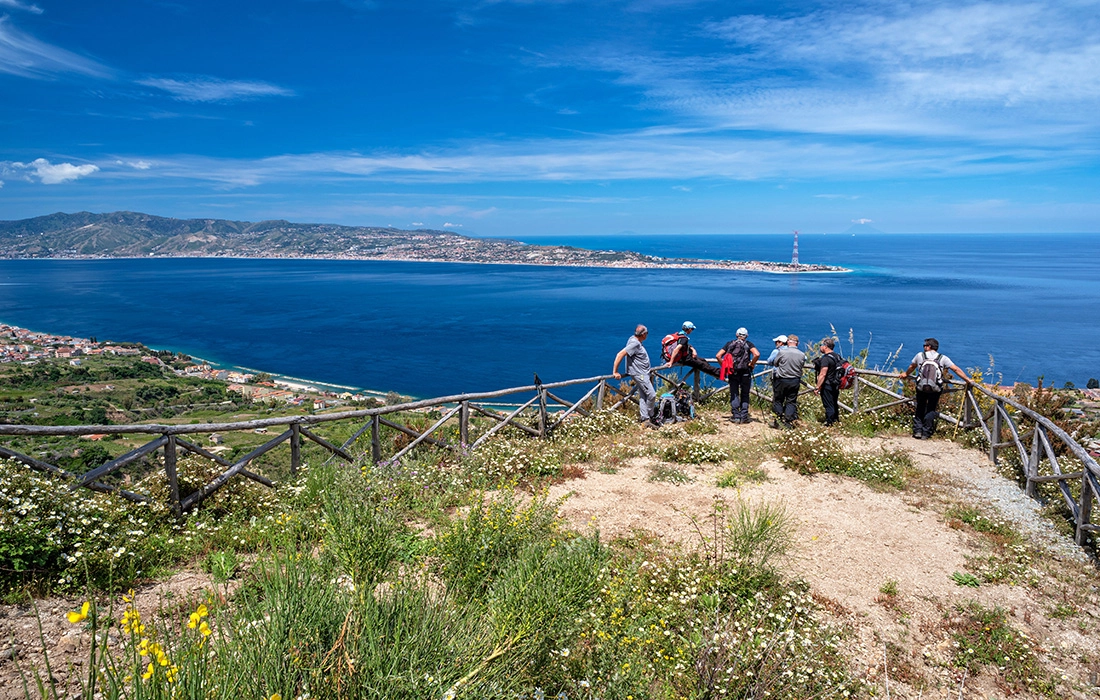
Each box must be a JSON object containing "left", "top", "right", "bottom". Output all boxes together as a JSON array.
[{"left": 915, "top": 352, "right": 944, "bottom": 392}]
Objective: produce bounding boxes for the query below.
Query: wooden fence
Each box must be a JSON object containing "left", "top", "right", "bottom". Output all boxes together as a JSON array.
[{"left": 3, "top": 364, "right": 1098, "bottom": 548}]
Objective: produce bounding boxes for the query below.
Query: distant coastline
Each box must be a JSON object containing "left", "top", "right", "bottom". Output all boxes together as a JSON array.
[
  {"left": 13, "top": 253, "right": 850, "bottom": 274},
  {"left": 0, "top": 211, "right": 850, "bottom": 274}
]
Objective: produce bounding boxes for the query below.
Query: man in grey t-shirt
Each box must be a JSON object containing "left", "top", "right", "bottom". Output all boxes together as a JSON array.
[
  {"left": 770, "top": 334, "right": 806, "bottom": 428},
  {"left": 613, "top": 324, "right": 658, "bottom": 426}
]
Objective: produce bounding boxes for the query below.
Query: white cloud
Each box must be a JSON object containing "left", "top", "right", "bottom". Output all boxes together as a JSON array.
[
  {"left": 0, "top": 16, "right": 112, "bottom": 79},
  {"left": 578, "top": 1, "right": 1100, "bottom": 145},
  {"left": 442, "top": 222, "right": 463, "bottom": 228},
  {"left": 815, "top": 194, "right": 859, "bottom": 200},
  {"left": 6, "top": 158, "right": 100, "bottom": 184},
  {"left": 0, "top": 0, "right": 43, "bottom": 13},
  {"left": 411, "top": 221, "right": 424, "bottom": 226},
  {"left": 852, "top": 218, "right": 873, "bottom": 224},
  {"left": 137, "top": 76, "right": 295, "bottom": 102},
  {"left": 114, "top": 159, "right": 152, "bottom": 170}
]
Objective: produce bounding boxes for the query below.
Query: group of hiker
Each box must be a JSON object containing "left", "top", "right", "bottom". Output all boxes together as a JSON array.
[{"left": 612, "top": 321, "right": 972, "bottom": 437}]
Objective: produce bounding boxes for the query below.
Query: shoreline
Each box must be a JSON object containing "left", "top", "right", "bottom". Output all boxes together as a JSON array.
[
  {"left": 1, "top": 321, "right": 401, "bottom": 403},
  {"left": 0, "top": 253, "right": 851, "bottom": 274}
]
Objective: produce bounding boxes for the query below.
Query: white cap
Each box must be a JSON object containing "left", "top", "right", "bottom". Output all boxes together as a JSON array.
[{"left": 772, "top": 334, "right": 787, "bottom": 343}]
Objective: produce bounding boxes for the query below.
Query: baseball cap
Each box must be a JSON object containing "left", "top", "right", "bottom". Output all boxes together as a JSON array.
[
  {"left": 736, "top": 327, "right": 748, "bottom": 337},
  {"left": 682, "top": 321, "right": 696, "bottom": 330},
  {"left": 772, "top": 334, "right": 787, "bottom": 343}
]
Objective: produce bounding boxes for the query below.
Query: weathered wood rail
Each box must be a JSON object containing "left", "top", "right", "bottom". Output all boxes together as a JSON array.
[
  {"left": 3, "top": 364, "right": 1098, "bottom": 549},
  {"left": 0, "top": 373, "right": 621, "bottom": 514}
]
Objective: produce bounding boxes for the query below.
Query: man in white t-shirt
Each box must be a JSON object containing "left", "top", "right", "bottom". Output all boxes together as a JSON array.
[{"left": 898, "top": 337, "right": 971, "bottom": 439}]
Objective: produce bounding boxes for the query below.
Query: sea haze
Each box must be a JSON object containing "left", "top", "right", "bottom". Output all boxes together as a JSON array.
[{"left": 0, "top": 233, "right": 1096, "bottom": 397}]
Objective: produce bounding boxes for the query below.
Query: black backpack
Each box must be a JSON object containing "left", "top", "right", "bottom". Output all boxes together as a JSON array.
[{"left": 726, "top": 338, "right": 752, "bottom": 371}]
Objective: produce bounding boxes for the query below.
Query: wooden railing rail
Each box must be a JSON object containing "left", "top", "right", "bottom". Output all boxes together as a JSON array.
[
  {"left": 0, "top": 373, "right": 616, "bottom": 513},
  {"left": 4, "top": 365, "right": 1097, "bottom": 547}
]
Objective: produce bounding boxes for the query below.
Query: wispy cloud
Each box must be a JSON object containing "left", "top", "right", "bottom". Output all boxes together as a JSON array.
[
  {"left": 0, "top": 0, "right": 43, "bottom": 13},
  {"left": 0, "top": 16, "right": 112, "bottom": 79},
  {"left": 137, "top": 76, "right": 295, "bottom": 102},
  {"left": 578, "top": 1, "right": 1100, "bottom": 145},
  {"left": 83, "top": 124, "right": 1097, "bottom": 191},
  {"left": 4, "top": 158, "right": 99, "bottom": 184}
]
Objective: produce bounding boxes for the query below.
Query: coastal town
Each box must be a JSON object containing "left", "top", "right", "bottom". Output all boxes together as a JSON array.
[{"left": 0, "top": 323, "right": 385, "bottom": 411}]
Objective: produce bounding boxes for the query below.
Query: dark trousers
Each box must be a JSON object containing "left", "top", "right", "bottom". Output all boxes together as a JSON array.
[
  {"left": 914, "top": 390, "right": 942, "bottom": 437},
  {"left": 820, "top": 382, "right": 840, "bottom": 425},
  {"left": 729, "top": 370, "right": 752, "bottom": 421},
  {"left": 679, "top": 356, "right": 721, "bottom": 379},
  {"left": 772, "top": 376, "right": 801, "bottom": 424}
]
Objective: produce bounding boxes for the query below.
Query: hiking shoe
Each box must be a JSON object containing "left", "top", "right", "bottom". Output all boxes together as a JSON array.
[{"left": 769, "top": 420, "right": 780, "bottom": 429}]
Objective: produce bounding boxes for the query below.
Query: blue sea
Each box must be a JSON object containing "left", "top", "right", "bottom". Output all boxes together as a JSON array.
[{"left": 1, "top": 233, "right": 1097, "bottom": 398}]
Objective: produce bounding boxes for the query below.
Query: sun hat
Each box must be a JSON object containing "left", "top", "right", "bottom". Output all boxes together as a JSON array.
[
  {"left": 682, "top": 321, "right": 696, "bottom": 331},
  {"left": 772, "top": 334, "right": 787, "bottom": 343}
]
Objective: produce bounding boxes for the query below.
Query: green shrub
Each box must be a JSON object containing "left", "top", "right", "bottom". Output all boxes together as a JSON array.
[
  {"left": 946, "top": 602, "right": 1056, "bottom": 694},
  {"left": 662, "top": 437, "right": 729, "bottom": 464},
  {"left": 468, "top": 437, "right": 563, "bottom": 484},
  {"left": 774, "top": 427, "right": 908, "bottom": 488},
  {"left": 434, "top": 490, "right": 566, "bottom": 601}
]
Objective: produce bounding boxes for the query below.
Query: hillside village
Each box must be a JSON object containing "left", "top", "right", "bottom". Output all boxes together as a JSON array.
[{"left": 0, "top": 323, "right": 383, "bottom": 411}]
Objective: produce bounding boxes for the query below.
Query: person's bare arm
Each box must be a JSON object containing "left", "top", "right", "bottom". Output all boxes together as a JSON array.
[{"left": 612, "top": 348, "right": 628, "bottom": 379}]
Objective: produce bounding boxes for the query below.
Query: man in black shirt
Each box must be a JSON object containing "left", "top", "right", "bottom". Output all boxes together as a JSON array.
[{"left": 813, "top": 337, "right": 841, "bottom": 426}]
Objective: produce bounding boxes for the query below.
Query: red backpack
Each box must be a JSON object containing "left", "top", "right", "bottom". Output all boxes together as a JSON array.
[
  {"left": 660, "top": 332, "right": 685, "bottom": 362},
  {"left": 836, "top": 359, "right": 857, "bottom": 390}
]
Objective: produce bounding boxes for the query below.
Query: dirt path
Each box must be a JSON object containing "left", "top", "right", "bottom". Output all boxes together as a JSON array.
[{"left": 548, "top": 417, "right": 1100, "bottom": 698}]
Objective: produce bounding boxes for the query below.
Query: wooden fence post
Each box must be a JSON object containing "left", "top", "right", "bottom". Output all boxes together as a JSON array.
[
  {"left": 371, "top": 414, "right": 381, "bottom": 464},
  {"left": 164, "top": 434, "right": 180, "bottom": 516},
  {"left": 596, "top": 379, "right": 606, "bottom": 411},
  {"left": 290, "top": 422, "right": 301, "bottom": 475},
  {"left": 459, "top": 401, "right": 469, "bottom": 447},
  {"left": 1027, "top": 427, "right": 1041, "bottom": 499},
  {"left": 1077, "top": 473, "right": 1094, "bottom": 547},
  {"left": 963, "top": 386, "right": 975, "bottom": 428},
  {"left": 538, "top": 388, "right": 549, "bottom": 438},
  {"left": 851, "top": 375, "right": 860, "bottom": 413},
  {"left": 991, "top": 400, "right": 1003, "bottom": 464}
]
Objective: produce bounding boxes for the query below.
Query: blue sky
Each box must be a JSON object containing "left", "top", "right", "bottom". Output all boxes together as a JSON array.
[{"left": 1, "top": 0, "right": 1098, "bottom": 235}]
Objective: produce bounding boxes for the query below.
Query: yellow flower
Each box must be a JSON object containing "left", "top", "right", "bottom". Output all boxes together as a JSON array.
[
  {"left": 187, "top": 604, "right": 209, "bottom": 629},
  {"left": 199, "top": 620, "right": 212, "bottom": 637},
  {"left": 67, "top": 601, "right": 90, "bottom": 624},
  {"left": 267, "top": 694, "right": 283, "bottom": 700},
  {"left": 165, "top": 664, "right": 179, "bottom": 683},
  {"left": 142, "top": 662, "right": 155, "bottom": 680}
]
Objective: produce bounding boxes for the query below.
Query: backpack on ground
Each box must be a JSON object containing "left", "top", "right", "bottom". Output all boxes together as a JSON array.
[
  {"left": 655, "top": 383, "right": 694, "bottom": 424},
  {"left": 656, "top": 394, "right": 678, "bottom": 424},
  {"left": 916, "top": 352, "right": 944, "bottom": 392},
  {"left": 835, "top": 358, "right": 857, "bottom": 390},
  {"left": 674, "top": 383, "right": 695, "bottom": 421},
  {"left": 660, "top": 332, "right": 685, "bottom": 363}
]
